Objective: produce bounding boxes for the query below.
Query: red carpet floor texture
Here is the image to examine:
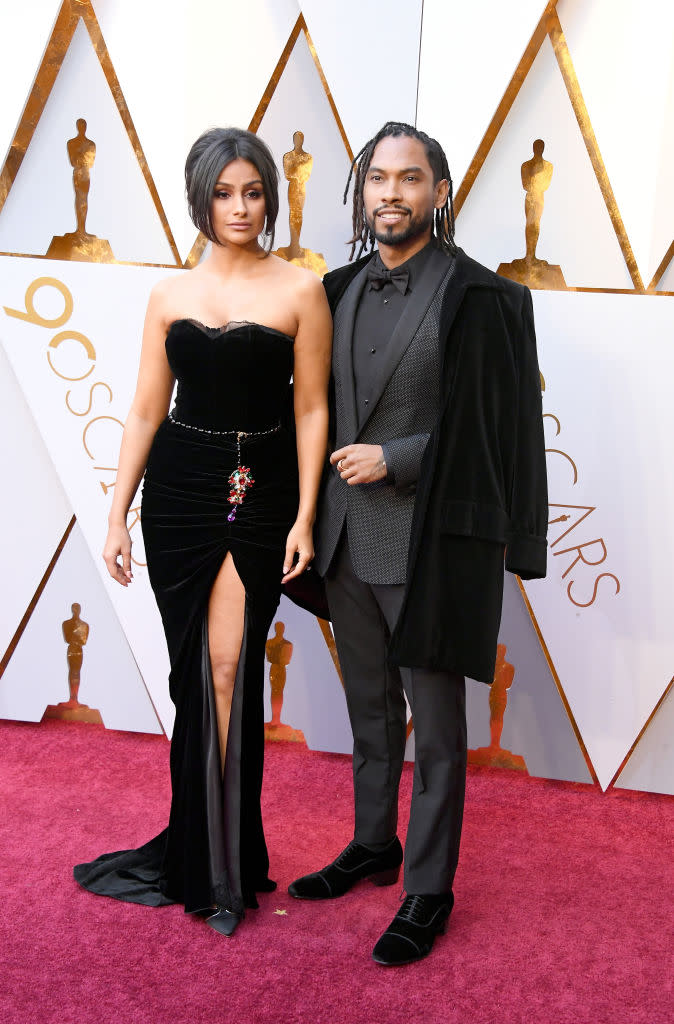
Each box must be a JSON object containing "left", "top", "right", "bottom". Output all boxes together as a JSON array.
[{"left": 0, "top": 719, "right": 672, "bottom": 1024}]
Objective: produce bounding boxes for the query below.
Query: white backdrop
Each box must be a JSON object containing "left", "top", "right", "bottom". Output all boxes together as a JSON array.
[{"left": 1, "top": 0, "right": 672, "bottom": 795}]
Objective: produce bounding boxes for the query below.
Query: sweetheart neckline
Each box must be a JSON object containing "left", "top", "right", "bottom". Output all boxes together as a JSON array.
[{"left": 167, "top": 317, "right": 294, "bottom": 342}]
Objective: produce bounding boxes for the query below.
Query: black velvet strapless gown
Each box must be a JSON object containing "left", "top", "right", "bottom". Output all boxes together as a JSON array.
[{"left": 74, "top": 320, "right": 298, "bottom": 917}]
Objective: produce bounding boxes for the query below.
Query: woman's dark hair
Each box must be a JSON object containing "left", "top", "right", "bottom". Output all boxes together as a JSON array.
[
  {"left": 185, "top": 128, "right": 280, "bottom": 252},
  {"left": 344, "top": 121, "right": 456, "bottom": 260}
]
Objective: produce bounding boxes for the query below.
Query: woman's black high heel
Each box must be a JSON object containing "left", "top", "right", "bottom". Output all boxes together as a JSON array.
[{"left": 206, "top": 908, "right": 241, "bottom": 936}]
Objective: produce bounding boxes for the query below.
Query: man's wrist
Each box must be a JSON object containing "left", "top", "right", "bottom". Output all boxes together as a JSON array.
[{"left": 380, "top": 443, "right": 393, "bottom": 483}]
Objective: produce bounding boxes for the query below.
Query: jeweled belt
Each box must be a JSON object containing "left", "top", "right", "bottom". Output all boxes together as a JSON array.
[{"left": 168, "top": 411, "right": 281, "bottom": 521}]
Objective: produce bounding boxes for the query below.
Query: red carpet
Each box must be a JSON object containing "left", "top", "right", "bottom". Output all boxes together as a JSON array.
[{"left": 0, "top": 719, "right": 672, "bottom": 1024}]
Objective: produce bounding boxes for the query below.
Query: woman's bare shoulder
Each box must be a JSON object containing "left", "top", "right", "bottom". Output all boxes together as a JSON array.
[
  {"left": 147, "top": 268, "right": 201, "bottom": 326},
  {"left": 269, "top": 255, "right": 324, "bottom": 297},
  {"left": 149, "top": 268, "right": 193, "bottom": 304}
]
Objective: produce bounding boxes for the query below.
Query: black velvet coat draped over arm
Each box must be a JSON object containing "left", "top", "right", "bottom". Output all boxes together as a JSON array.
[{"left": 322, "top": 248, "right": 548, "bottom": 684}]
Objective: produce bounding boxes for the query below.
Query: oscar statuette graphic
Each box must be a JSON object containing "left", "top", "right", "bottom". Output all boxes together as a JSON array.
[
  {"left": 468, "top": 644, "right": 527, "bottom": 772},
  {"left": 46, "top": 119, "right": 115, "bottom": 263},
  {"left": 498, "top": 139, "right": 566, "bottom": 290},
  {"left": 42, "top": 603, "right": 103, "bottom": 724},
  {"left": 264, "top": 622, "right": 306, "bottom": 743},
  {"left": 274, "top": 131, "right": 328, "bottom": 277}
]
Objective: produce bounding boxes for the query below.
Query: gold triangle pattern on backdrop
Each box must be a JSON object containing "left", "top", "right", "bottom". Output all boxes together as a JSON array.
[
  {"left": 450, "top": 0, "right": 673, "bottom": 784},
  {"left": 183, "top": 13, "right": 354, "bottom": 269},
  {"left": 0, "top": 517, "right": 75, "bottom": 683},
  {"left": 454, "top": 1, "right": 673, "bottom": 298},
  {"left": 648, "top": 239, "right": 674, "bottom": 292},
  {"left": 0, "top": 1, "right": 179, "bottom": 703},
  {"left": 0, "top": 0, "right": 181, "bottom": 268},
  {"left": 1, "top": 0, "right": 671, "bottom": 784}
]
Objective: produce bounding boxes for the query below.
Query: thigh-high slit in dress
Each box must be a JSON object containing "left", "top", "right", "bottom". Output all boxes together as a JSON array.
[{"left": 74, "top": 319, "right": 298, "bottom": 918}]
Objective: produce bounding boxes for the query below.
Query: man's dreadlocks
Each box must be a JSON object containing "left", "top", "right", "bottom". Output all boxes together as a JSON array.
[{"left": 344, "top": 121, "right": 457, "bottom": 261}]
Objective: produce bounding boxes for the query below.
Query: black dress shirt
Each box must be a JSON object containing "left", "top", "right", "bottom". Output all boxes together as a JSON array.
[
  {"left": 351, "top": 241, "right": 435, "bottom": 430},
  {"left": 351, "top": 242, "right": 437, "bottom": 483}
]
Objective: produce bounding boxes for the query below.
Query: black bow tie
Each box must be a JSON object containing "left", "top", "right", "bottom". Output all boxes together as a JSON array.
[{"left": 367, "top": 262, "right": 410, "bottom": 295}]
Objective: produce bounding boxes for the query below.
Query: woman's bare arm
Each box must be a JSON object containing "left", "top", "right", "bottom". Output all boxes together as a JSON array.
[
  {"left": 282, "top": 272, "right": 332, "bottom": 581},
  {"left": 103, "top": 284, "right": 175, "bottom": 585}
]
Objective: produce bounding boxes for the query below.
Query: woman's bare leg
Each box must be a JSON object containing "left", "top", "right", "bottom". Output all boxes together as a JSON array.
[{"left": 207, "top": 552, "right": 246, "bottom": 772}]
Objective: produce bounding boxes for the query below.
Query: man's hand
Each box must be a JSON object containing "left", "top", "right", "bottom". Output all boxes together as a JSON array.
[{"left": 330, "top": 444, "right": 387, "bottom": 485}]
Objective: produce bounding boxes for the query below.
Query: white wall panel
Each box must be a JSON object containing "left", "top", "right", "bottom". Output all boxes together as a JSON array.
[
  {"left": 651, "top": 72, "right": 674, "bottom": 287},
  {"left": 91, "top": 0, "right": 301, "bottom": 262},
  {"left": 466, "top": 573, "right": 593, "bottom": 784},
  {"left": 0, "top": 2, "right": 61, "bottom": 166},
  {"left": 456, "top": 37, "right": 633, "bottom": 288},
  {"left": 417, "top": 0, "right": 545, "bottom": 188},
  {"left": 524, "top": 290, "right": 674, "bottom": 788},
  {"left": 0, "top": 20, "right": 175, "bottom": 266},
  {"left": 0, "top": 344, "right": 72, "bottom": 658},
  {"left": 614, "top": 684, "right": 674, "bottom": 796},
  {"left": 0, "top": 521, "right": 162, "bottom": 733},
  {"left": 300, "top": 0, "right": 422, "bottom": 152}
]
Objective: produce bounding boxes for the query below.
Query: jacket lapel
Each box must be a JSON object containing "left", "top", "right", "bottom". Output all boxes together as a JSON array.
[
  {"left": 333, "top": 261, "right": 370, "bottom": 443},
  {"left": 357, "top": 247, "right": 453, "bottom": 436}
]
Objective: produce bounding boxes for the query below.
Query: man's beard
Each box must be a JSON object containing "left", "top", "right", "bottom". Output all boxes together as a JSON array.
[{"left": 366, "top": 207, "right": 434, "bottom": 248}]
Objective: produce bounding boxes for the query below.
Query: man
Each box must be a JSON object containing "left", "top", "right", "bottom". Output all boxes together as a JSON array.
[{"left": 289, "top": 122, "right": 548, "bottom": 966}]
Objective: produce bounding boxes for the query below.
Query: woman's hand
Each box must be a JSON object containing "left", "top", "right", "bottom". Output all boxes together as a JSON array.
[
  {"left": 282, "top": 521, "right": 314, "bottom": 583},
  {"left": 103, "top": 522, "right": 133, "bottom": 587}
]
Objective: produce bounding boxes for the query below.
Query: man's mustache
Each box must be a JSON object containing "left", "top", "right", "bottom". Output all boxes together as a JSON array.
[{"left": 372, "top": 205, "right": 412, "bottom": 217}]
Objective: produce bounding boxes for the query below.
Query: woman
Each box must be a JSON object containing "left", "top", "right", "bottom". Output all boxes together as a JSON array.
[{"left": 74, "top": 128, "right": 331, "bottom": 936}]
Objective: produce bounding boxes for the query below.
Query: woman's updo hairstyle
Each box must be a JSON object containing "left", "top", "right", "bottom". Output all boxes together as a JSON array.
[{"left": 185, "top": 127, "right": 280, "bottom": 252}]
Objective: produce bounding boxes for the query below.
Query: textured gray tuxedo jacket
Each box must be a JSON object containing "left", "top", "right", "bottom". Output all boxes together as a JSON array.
[{"left": 314, "top": 247, "right": 455, "bottom": 584}]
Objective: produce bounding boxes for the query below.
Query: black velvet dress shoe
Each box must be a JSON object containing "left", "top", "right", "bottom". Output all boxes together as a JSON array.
[
  {"left": 206, "top": 908, "right": 241, "bottom": 936},
  {"left": 288, "top": 837, "right": 402, "bottom": 900},
  {"left": 372, "top": 892, "right": 454, "bottom": 966}
]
